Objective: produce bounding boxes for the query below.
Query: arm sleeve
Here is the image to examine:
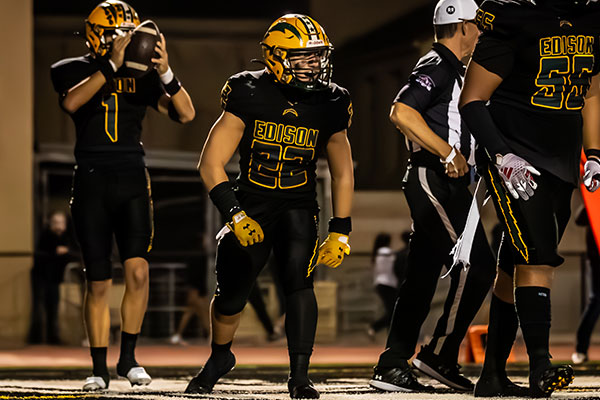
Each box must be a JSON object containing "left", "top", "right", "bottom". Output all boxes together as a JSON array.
[
  {"left": 460, "top": 100, "right": 511, "bottom": 157},
  {"left": 394, "top": 63, "right": 449, "bottom": 114}
]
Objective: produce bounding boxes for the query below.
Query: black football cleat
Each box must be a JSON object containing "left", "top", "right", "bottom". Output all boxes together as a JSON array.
[
  {"left": 369, "top": 365, "right": 434, "bottom": 392},
  {"left": 474, "top": 374, "right": 529, "bottom": 397},
  {"left": 184, "top": 375, "right": 212, "bottom": 394},
  {"left": 529, "top": 364, "right": 574, "bottom": 398},
  {"left": 184, "top": 351, "right": 236, "bottom": 394},
  {"left": 413, "top": 346, "right": 473, "bottom": 391},
  {"left": 288, "top": 378, "right": 320, "bottom": 399}
]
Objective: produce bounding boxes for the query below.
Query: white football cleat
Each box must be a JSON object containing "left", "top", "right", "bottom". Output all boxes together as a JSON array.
[
  {"left": 571, "top": 352, "right": 588, "bottom": 365},
  {"left": 82, "top": 376, "right": 108, "bottom": 391},
  {"left": 125, "top": 366, "right": 152, "bottom": 386}
]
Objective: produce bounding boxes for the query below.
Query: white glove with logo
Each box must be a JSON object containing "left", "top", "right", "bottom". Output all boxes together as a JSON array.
[
  {"left": 496, "top": 153, "right": 540, "bottom": 201},
  {"left": 583, "top": 158, "right": 600, "bottom": 192}
]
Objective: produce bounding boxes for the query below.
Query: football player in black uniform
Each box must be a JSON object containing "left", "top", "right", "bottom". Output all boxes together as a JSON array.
[
  {"left": 459, "top": 0, "right": 600, "bottom": 396},
  {"left": 50, "top": 0, "right": 195, "bottom": 391},
  {"left": 184, "top": 14, "right": 354, "bottom": 399}
]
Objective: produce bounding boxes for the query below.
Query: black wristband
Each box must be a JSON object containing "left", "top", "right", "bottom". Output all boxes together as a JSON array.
[
  {"left": 328, "top": 217, "right": 352, "bottom": 235},
  {"left": 163, "top": 76, "right": 181, "bottom": 96},
  {"left": 97, "top": 58, "right": 115, "bottom": 81},
  {"left": 585, "top": 149, "right": 600, "bottom": 160},
  {"left": 208, "top": 181, "right": 241, "bottom": 221}
]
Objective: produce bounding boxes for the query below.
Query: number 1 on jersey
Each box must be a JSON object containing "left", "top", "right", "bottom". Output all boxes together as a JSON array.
[{"left": 101, "top": 93, "right": 118, "bottom": 142}]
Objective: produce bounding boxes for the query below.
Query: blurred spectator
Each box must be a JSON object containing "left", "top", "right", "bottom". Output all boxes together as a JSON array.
[
  {"left": 245, "top": 255, "right": 286, "bottom": 342},
  {"left": 572, "top": 205, "right": 600, "bottom": 364},
  {"left": 248, "top": 282, "right": 282, "bottom": 341},
  {"left": 170, "top": 258, "right": 210, "bottom": 345},
  {"left": 28, "top": 211, "right": 73, "bottom": 344},
  {"left": 368, "top": 233, "right": 399, "bottom": 339}
]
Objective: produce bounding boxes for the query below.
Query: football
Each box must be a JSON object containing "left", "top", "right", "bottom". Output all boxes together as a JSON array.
[{"left": 124, "top": 20, "right": 160, "bottom": 78}]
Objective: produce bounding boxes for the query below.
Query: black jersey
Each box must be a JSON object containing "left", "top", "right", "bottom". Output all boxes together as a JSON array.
[
  {"left": 221, "top": 69, "right": 352, "bottom": 199},
  {"left": 50, "top": 54, "right": 164, "bottom": 167},
  {"left": 473, "top": 0, "right": 600, "bottom": 184},
  {"left": 395, "top": 42, "right": 475, "bottom": 173}
]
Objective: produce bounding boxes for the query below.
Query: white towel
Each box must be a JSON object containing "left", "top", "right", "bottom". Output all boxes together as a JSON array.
[{"left": 443, "top": 177, "right": 488, "bottom": 278}]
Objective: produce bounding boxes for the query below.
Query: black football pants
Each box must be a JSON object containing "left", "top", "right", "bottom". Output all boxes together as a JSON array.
[
  {"left": 213, "top": 192, "right": 319, "bottom": 355},
  {"left": 378, "top": 166, "right": 496, "bottom": 367}
]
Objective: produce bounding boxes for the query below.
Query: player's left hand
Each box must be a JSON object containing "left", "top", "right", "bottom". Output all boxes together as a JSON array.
[
  {"left": 317, "top": 233, "right": 350, "bottom": 268},
  {"left": 151, "top": 33, "right": 169, "bottom": 75},
  {"left": 583, "top": 157, "right": 600, "bottom": 192}
]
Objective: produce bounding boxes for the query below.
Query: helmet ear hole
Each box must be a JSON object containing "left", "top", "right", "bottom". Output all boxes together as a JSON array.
[{"left": 273, "top": 48, "right": 285, "bottom": 58}]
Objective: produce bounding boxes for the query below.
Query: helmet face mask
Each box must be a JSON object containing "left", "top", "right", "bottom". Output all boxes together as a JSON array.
[
  {"left": 277, "top": 47, "right": 332, "bottom": 91},
  {"left": 85, "top": 0, "right": 139, "bottom": 57},
  {"left": 261, "top": 14, "right": 333, "bottom": 91}
]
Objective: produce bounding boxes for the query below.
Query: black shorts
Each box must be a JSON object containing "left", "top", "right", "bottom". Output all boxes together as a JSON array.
[
  {"left": 213, "top": 191, "right": 319, "bottom": 316},
  {"left": 482, "top": 163, "right": 573, "bottom": 270},
  {"left": 70, "top": 164, "right": 154, "bottom": 281}
]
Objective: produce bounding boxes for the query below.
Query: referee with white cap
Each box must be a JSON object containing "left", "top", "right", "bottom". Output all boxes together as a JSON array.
[{"left": 369, "top": 0, "right": 497, "bottom": 392}]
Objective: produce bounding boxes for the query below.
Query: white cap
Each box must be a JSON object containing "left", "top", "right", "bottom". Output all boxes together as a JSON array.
[{"left": 433, "top": 0, "right": 478, "bottom": 25}]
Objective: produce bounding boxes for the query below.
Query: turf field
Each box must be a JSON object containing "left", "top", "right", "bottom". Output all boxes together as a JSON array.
[{"left": 2, "top": 364, "right": 600, "bottom": 400}]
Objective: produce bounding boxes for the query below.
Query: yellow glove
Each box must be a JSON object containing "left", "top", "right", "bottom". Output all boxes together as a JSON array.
[
  {"left": 226, "top": 210, "right": 264, "bottom": 247},
  {"left": 317, "top": 232, "right": 350, "bottom": 268}
]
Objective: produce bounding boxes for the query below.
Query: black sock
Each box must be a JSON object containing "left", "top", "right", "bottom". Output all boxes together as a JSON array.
[
  {"left": 211, "top": 340, "right": 232, "bottom": 356},
  {"left": 515, "top": 287, "right": 552, "bottom": 375},
  {"left": 481, "top": 294, "right": 518, "bottom": 379},
  {"left": 194, "top": 341, "right": 235, "bottom": 388},
  {"left": 90, "top": 346, "right": 109, "bottom": 382},
  {"left": 289, "top": 353, "right": 311, "bottom": 384},
  {"left": 117, "top": 331, "right": 139, "bottom": 376}
]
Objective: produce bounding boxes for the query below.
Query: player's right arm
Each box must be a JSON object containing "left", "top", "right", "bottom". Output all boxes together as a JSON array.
[
  {"left": 198, "top": 111, "right": 244, "bottom": 191},
  {"left": 59, "top": 33, "right": 131, "bottom": 113},
  {"left": 458, "top": 0, "right": 512, "bottom": 157},
  {"left": 198, "top": 110, "right": 264, "bottom": 246},
  {"left": 460, "top": 0, "right": 541, "bottom": 200}
]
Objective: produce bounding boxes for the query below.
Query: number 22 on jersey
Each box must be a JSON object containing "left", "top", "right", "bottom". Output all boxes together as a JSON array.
[{"left": 249, "top": 140, "right": 315, "bottom": 189}]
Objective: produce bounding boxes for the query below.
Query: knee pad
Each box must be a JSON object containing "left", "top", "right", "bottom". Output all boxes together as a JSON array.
[{"left": 213, "top": 286, "right": 248, "bottom": 316}]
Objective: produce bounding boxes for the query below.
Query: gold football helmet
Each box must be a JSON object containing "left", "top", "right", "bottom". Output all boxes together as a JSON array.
[
  {"left": 261, "top": 14, "right": 333, "bottom": 91},
  {"left": 85, "top": 1, "right": 140, "bottom": 56}
]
